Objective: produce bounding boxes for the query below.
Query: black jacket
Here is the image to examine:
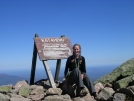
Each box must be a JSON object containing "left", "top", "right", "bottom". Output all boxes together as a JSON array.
[{"left": 64, "top": 55, "right": 86, "bottom": 77}]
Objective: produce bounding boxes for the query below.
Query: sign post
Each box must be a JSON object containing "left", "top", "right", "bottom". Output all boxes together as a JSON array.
[
  {"left": 30, "top": 34, "right": 38, "bottom": 85},
  {"left": 54, "top": 59, "right": 61, "bottom": 82},
  {"left": 30, "top": 34, "right": 72, "bottom": 88}
]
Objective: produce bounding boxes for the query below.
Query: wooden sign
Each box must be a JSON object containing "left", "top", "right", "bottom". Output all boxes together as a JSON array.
[
  {"left": 30, "top": 34, "right": 73, "bottom": 88},
  {"left": 34, "top": 37, "right": 73, "bottom": 60}
]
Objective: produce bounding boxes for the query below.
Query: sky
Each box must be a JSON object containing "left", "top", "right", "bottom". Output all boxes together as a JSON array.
[{"left": 0, "top": 0, "right": 134, "bottom": 71}]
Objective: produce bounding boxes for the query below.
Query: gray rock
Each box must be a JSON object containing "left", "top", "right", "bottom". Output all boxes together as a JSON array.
[
  {"left": 118, "top": 87, "right": 134, "bottom": 99},
  {"left": 98, "top": 87, "right": 115, "bottom": 100},
  {"left": 73, "top": 97, "right": 85, "bottom": 101},
  {"left": 94, "top": 82, "right": 104, "bottom": 93},
  {"left": 0, "top": 85, "right": 12, "bottom": 93},
  {"left": 10, "top": 97, "right": 32, "bottom": 101},
  {"left": 19, "top": 86, "right": 29, "bottom": 97},
  {"left": 127, "top": 85, "right": 134, "bottom": 92},
  {"left": 35, "top": 79, "right": 51, "bottom": 90},
  {"left": 43, "top": 94, "right": 72, "bottom": 101},
  {"left": 119, "top": 58, "right": 134, "bottom": 77},
  {"left": 8, "top": 93, "right": 23, "bottom": 98},
  {"left": 114, "top": 75, "right": 134, "bottom": 90},
  {"left": 0, "top": 93, "right": 10, "bottom": 101},
  {"left": 28, "top": 94, "right": 44, "bottom": 101},
  {"left": 72, "top": 94, "right": 95, "bottom": 101},
  {"left": 29, "top": 85, "right": 44, "bottom": 95},
  {"left": 46, "top": 88, "right": 62, "bottom": 95},
  {"left": 113, "top": 93, "right": 126, "bottom": 101},
  {"left": 13, "top": 80, "right": 29, "bottom": 93},
  {"left": 81, "top": 94, "right": 95, "bottom": 101}
]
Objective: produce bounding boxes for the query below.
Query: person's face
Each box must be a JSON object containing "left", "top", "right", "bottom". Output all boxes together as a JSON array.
[{"left": 73, "top": 45, "right": 80, "bottom": 56}]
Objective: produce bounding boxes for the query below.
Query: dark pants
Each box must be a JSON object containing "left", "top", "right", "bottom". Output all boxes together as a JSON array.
[{"left": 69, "top": 68, "right": 96, "bottom": 94}]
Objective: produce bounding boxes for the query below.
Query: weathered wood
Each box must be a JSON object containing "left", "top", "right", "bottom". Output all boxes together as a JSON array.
[
  {"left": 54, "top": 59, "right": 61, "bottom": 81},
  {"left": 30, "top": 34, "right": 38, "bottom": 85},
  {"left": 34, "top": 37, "right": 72, "bottom": 60},
  {"left": 42, "top": 60, "right": 56, "bottom": 88}
]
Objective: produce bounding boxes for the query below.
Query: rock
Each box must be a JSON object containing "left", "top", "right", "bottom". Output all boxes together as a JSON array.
[
  {"left": 28, "top": 94, "right": 44, "bottom": 101},
  {"left": 73, "top": 97, "right": 85, "bottom": 101},
  {"left": 98, "top": 87, "right": 115, "bottom": 100},
  {"left": 46, "top": 88, "right": 62, "bottom": 95},
  {"left": 0, "top": 93, "right": 10, "bottom": 101},
  {"left": 105, "top": 83, "right": 113, "bottom": 88},
  {"left": 94, "top": 82, "right": 104, "bottom": 93},
  {"left": 127, "top": 85, "right": 134, "bottom": 92},
  {"left": 119, "top": 87, "right": 134, "bottom": 98},
  {"left": 119, "top": 58, "right": 134, "bottom": 77},
  {"left": 81, "top": 94, "right": 95, "bottom": 101},
  {"left": 0, "top": 85, "right": 12, "bottom": 93},
  {"left": 43, "top": 94, "right": 72, "bottom": 101},
  {"left": 29, "top": 85, "right": 44, "bottom": 95},
  {"left": 35, "top": 79, "right": 51, "bottom": 89},
  {"left": 10, "top": 97, "right": 32, "bottom": 101},
  {"left": 72, "top": 94, "right": 96, "bottom": 101},
  {"left": 19, "top": 86, "right": 29, "bottom": 97},
  {"left": 13, "top": 80, "right": 29, "bottom": 93},
  {"left": 113, "top": 93, "right": 126, "bottom": 101},
  {"left": 114, "top": 75, "right": 134, "bottom": 90},
  {"left": 8, "top": 93, "right": 23, "bottom": 98}
]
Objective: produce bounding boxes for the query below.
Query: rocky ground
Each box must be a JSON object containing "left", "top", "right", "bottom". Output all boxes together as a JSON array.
[{"left": 0, "top": 58, "right": 134, "bottom": 101}]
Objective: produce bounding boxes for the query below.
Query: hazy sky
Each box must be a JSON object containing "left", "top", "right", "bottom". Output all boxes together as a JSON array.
[{"left": 0, "top": 0, "right": 134, "bottom": 71}]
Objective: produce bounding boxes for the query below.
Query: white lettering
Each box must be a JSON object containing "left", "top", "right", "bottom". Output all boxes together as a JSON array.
[
  {"left": 41, "top": 39, "right": 44, "bottom": 42},
  {"left": 41, "top": 38, "right": 64, "bottom": 43}
]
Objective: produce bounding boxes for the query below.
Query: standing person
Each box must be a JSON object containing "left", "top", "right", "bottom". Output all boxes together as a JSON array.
[{"left": 64, "top": 43, "right": 98, "bottom": 99}]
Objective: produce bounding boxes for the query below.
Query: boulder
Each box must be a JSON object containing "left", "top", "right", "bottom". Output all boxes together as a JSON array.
[
  {"left": 28, "top": 94, "right": 44, "bottom": 101},
  {"left": 0, "top": 93, "right": 10, "bottom": 101},
  {"left": 114, "top": 75, "right": 134, "bottom": 90},
  {"left": 46, "top": 88, "right": 62, "bottom": 95},
  {"left": 98, "top": 87, "right": 115, "bottom": 100},
  {"left": 0, "top": 85, "right": 12, "bottom": 93},
  {"left": 29, "top": 85, "right": 44, "bottom": 95},
  {"left": 94, "top": 82, "right": 104, "bottom": 93},
  {"left": 113, "top": 93, "right": 126, "bottom": 101},
  {"left": 19, "top": 86, "right": 29, "bottom": 97},
  {"left": 43, "top": 94, "right": 72, "bottom": 101},
  {"left": 10, "top": 97, "right": 32, "bottom": 101}
]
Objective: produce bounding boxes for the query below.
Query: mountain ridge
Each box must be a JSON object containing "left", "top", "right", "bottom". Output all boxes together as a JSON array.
[{"left": 0, "top": 73, "right": 64, "bottom": 86}]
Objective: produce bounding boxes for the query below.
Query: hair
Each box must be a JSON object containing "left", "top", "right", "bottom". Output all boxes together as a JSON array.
[{"left": 73, "top": 43, "right": 81, "bottom": 55}]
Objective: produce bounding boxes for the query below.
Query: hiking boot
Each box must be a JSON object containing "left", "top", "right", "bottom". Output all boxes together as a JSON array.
[{"left": 80, "top": 87, "right": 88, "bottom": 96}]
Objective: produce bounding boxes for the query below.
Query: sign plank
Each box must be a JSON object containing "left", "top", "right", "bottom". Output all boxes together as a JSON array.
[{"left": 34, "top": 37, "right": 73, "bottom": 60}]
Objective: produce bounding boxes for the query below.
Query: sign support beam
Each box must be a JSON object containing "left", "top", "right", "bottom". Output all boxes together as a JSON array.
[
  {"left": 54, "top": 59, "right": 61, "bottom": 81},
  {"left": 42, "top": 60, "right": 56, "bottom": 88},
  {"left": 30, "top": 34, "right": 38, "bottom": 85}
]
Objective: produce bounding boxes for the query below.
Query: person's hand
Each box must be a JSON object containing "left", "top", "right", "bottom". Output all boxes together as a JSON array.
[{"left": 81, "top": 74, "right": 84, "bottom": 80}]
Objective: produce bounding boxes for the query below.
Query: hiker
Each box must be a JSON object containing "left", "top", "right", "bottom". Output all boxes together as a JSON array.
[{"left": 64, "top": 43, "right": 98, "bottom": 99}]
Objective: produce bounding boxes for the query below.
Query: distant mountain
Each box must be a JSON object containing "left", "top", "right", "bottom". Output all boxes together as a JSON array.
[
  {"left": 0, "top": 73, "right": 29, "bottom": 86},
  {"left": 0, "top": 73, "right": 64, "bottom": 86}
]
